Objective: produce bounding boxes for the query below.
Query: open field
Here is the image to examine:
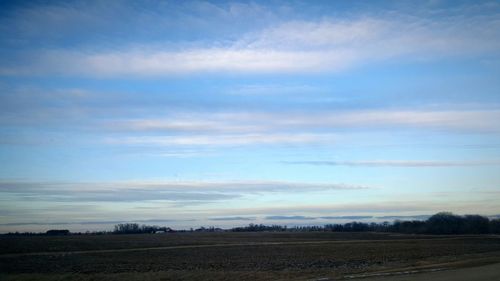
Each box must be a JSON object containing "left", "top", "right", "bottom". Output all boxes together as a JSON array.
[{"left": 1, "top": 232, "right": 500, "bottom": 280}]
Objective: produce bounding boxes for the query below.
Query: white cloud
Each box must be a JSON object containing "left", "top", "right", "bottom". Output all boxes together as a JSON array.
[
  {"left": 106, "top": 133, "right": 336, "bottom": 146},
  {"left": 98, "top": 109, "right": 500, "bottom": 148},
  {"left": 3, "top": 12, "right": 500, "bottom": 76},
  {"left": 227, "top": 84, "right": 323, "bottom": 96},
  {"left": 110, "top": 109, "right": 500, "bottom": 135},
  {"left": 289, "top": 110, "right": 500, "bottom": 132},
  {"left": 236, "top": 19, "right": 389, "bottom": 49},
  {"left": 30, "top": 48, "right": 355, "bottom": 76}
]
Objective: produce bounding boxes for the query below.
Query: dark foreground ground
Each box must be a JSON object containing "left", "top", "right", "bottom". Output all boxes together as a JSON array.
[{"left": 1, "top": 232, "right": 500, "bottom": 280}]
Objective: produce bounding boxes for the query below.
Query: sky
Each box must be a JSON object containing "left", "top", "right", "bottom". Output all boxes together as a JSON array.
[{"left": 1, "top": 0, "right": 500, "bottom": 233}]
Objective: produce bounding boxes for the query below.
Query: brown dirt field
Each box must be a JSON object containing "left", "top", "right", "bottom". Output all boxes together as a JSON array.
[{"left": 1, "top": 232, "right": 500, "bottom": 280}]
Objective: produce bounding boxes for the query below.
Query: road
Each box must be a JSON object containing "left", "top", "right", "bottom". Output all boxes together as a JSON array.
[{"left": 343, "top": 262, "right": 500, "bottom": 281}]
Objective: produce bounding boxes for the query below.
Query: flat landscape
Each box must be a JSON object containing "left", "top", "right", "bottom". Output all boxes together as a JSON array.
[{"left": 1, "top": 232, "right": 500, "bottom": 280}]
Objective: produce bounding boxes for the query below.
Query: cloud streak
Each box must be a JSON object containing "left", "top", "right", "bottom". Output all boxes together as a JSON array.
[
  {"left": 320, "top": 216, "right": 374, "bottom": 220},
  {"left": 106, "top": 133, "right": 336, "bottom": 147},
  {"left": 110, "top": 110, "right": 500, "bottom": 134},
  {"left": 4, "top": 93, "right": 500, "bottom": 149},
  {"left": 99, "top": 109, "right": 500, "bottom": 148},
  {"left": 211, "top": 199, "right": 500, "bottom": 218},
  {"left": 0, "top": 180, "right": 368, "bottom": 203},
  {"left": 209, "top": 216, "right": 255, "bottom": 221},
  {"left": 265, "top": 215, "right": 316, "bottom": 220},
  {"left": 285, "top": 160, "right": 500, "bottom": 167},
  {"left": 0, "top": 218, "right": 186, "bottom": 226}
]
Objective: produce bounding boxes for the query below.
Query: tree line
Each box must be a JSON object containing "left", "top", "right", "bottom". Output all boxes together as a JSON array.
[
  {"left": 110, "top": 212, "right": 500, "bottom": 235},
  {"left": 231, "top": 212, "right": 500, "bottom": 235},
  {"left": 4, "top": 212, "right": 500, "bottom": 235},
  {"left": 113, "top": 223, "right": 173, "bottom": 234}
]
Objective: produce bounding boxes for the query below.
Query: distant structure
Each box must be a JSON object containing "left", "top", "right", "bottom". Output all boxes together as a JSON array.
[
  {"left": 153, "top": 227, "right": 174, "bottom": 234},
  {"left": 46, "top": 229, "right": 70, "bottom": 235}
]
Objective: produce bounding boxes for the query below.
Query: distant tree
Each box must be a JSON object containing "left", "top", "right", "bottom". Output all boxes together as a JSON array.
[
  {"left": 490, "top": 219, "right": 500, "bottom": 234},
  {"left": 113, "top": 223, "right": 141, "bottom": 234},
  {"left": 392, "top": 220, "right": 426, "bottom": 234},
  {"left": 112, "top": 223, "right": 173, "bottom": 234},
  {"left": 426, "top": 212, "right": 464, "bottom": 234},
  {"left": 343, "top": 222, "right": 370, "bottom": 232},
  {"left": 462, "top": 215, "right": 489, "bottom": 234},
  {"left": 232, "top": 223, "right": 286, "bottom": 232}
]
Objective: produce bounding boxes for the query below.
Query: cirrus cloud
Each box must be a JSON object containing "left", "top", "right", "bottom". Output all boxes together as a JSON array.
[{"left": 2, "top": 11, "right": 500, "bottom": 76}]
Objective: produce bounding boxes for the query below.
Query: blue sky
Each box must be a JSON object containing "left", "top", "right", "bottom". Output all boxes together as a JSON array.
[{"left": 1, "top": 0, "right": 500, "bottom": 232}]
